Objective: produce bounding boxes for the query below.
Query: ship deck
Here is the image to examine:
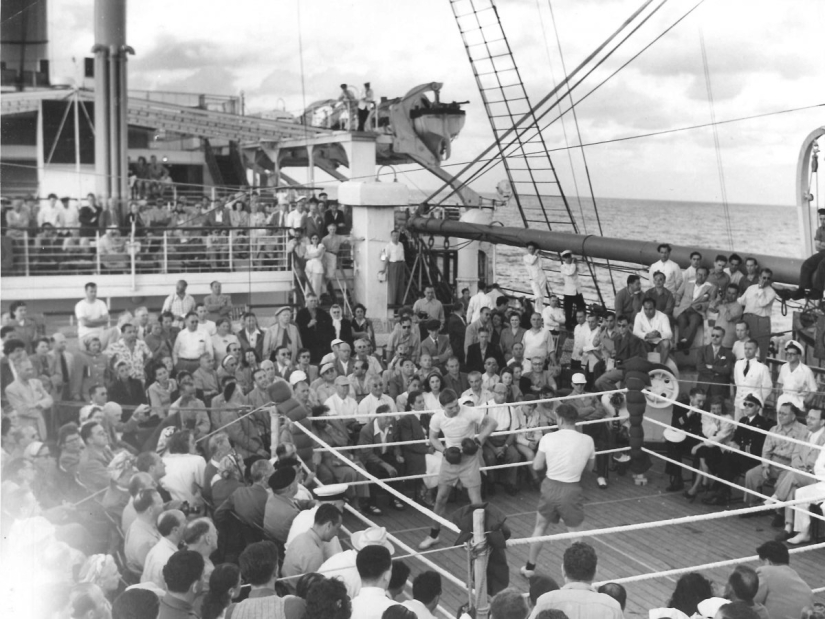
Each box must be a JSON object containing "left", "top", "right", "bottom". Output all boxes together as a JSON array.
[{"left": 341, "top": 457, "right": 825, "bottom": 617}]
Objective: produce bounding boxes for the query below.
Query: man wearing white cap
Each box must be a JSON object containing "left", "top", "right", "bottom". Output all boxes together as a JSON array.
[
  {"left": 733, "top": 340, "right": 774, "bottom": 420},
  {"left": 316, "top": 525, "right": 395, "bottom": 598},
  {"left": 567, "top": 372, "right": 609, "bottom": 488},
  {"left": 311, "top": 363, "right": 339, "bottom": 404},
  {"left": 320, "top": 338, "right": 345, "bottom": 366},
  {"left": 325, "top": 375, "right": 358, "bottom": 419},
  {"left": 523, "top": 242, "right": 547, "bottom": 312},
  {"left": 742, "top": 397, "right": 807, "bottom": 510},
  {"left": 776, "top": 340, "right": 817, "bottom": 410}
]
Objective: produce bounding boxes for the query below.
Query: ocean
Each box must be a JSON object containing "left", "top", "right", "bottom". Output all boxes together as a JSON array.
[{"left": 484, "top": 195, "right": 801, "bottom": 332}]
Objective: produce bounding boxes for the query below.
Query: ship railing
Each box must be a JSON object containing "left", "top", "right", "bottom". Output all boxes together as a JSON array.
[{"left": 0, "top": 226, "right": 358, "bottom": 278}]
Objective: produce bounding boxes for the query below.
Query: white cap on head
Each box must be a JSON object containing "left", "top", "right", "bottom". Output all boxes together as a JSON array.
[
  {"left": 571, "top": 373, "right": 587, "bottom": 384},
  {"left": 289, "top": 370, "right": 307, "bottom": 386}
]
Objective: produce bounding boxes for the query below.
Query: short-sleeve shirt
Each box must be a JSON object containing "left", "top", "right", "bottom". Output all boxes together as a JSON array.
[
  {"left": 537, "top": 429, "right": 595, "bottom": 483},
  {"left": 75, "top": 298, "right": 110, "bottom": 340},
  {"left": 429, "top": 405, "right": 485, "bottom": 448}
]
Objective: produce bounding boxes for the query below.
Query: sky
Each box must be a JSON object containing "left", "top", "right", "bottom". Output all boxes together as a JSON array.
[{"left": 45, "top": 0, "right": 825, "bottom": 206}]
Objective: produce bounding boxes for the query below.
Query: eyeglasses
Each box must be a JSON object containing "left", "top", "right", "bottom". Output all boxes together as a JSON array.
[
  {"left": 743, "top": 402, "right": 757, "bottom": 408},
  {"left": 711, "top": 334, "right": 722, "bottom": 338},
  {"left": 401, "top": 325, "right": 410, "bottom": 329}
]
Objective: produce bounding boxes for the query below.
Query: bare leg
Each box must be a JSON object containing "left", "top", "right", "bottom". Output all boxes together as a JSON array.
[{"left": 687, "top": 459, "right": 708, "bottom": 495}]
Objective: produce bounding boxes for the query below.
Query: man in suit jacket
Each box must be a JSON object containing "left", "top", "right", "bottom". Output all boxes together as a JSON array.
[
  {"left": 696, "top": 326, "right": 734, "bottom": 399},
  {"left": 262, "top": 306, "right": 302, "bottom": 361},
  {"left": 443, "top": 356, "right": 470, "bottom": 394},
  {"left": 445, "top": 303, "right": 467, "bottom": 366},
  {"left": 214, "top": 459, "right": 274, "bottom": 528},
  {"left": 673, "top": 266, "right": 716, "bottom": 351},
  {"left": 271, "top": 346, "right": 295, "bottom": 381},
  {"left": 464, "top": 306, "right": 492, "bottom": 359},
  {"left": 295, "top": 294, "right": 333, "bottom": 364},
  {"left": 466, "top": 327, "right": 504, "bottom": 374},
  {"left": 332, "top": 342, "right": 355, "bottom": 378},
  {"left": 419, "top": 319, "right": 453, "bottom": 371},
  {"left": 48, "top": 333, "right": 80, "bottom": 401}
]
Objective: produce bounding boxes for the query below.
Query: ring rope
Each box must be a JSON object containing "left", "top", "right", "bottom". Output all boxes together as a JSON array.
[
  {"left": 592, "top": 541, "right": 825, "bottom": 587},
  {"left": 503, "top": 492, "right": 825, "bottom": 548},
  {"left": 643, "top": 390, "right": 824, "bottom": 453},
  {"left": 642, "top": 416, "right": 822, "bottom": 483},
  {"left": 294, "top": 422, "right": 461, "bottom": 533},
  {"left": 196, "top": 402, "right": 271, "bottom": 443},
  {"left": 643, "top": 448, "right": 825, "bottom": 521},
  {"left": 311, "top": 415, "right": 630, "bottom": 452},
  {"left": 679, "top": 376, "right": 824, "bottom": 398},
  {"left": 321, "top": 446, "right": 632, "bottom": 488}
]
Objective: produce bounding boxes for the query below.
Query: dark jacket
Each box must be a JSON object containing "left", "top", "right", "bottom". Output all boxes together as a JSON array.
[
  {"left": 466, "top": 342, "right": 504, "bottom": 374},
  {"left": 295, "top": 307, "right": 333, "bottom": 364},
  {"left": 268, "top": 381, "right": 314, "bottom": 463}
]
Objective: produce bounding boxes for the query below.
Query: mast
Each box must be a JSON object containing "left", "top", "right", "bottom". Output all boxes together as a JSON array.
[
  {"left": 797, "top": 127, "right": 824, "bottom": 257},
  {"left": 407, "top": 215, "right": 803, "bottom": 287}
]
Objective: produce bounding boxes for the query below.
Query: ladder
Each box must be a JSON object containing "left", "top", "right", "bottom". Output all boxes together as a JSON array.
[{"left": 448, "top": 0, "right": 606, "bottom": 304}]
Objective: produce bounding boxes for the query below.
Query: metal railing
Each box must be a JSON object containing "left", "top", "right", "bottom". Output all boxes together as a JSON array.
[{"left": 0, "top": 225, "right": 340, "bottom": 278}]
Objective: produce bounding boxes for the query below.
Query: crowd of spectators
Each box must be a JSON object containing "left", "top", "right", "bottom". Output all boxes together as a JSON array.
[{"left": 0, "top": 188, "right": 355, "bottom": 281}]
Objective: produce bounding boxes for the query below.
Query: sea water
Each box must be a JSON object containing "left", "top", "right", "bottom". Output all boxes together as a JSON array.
[{"left": 490, "top": 196, "right": 802, "bottom": 332}]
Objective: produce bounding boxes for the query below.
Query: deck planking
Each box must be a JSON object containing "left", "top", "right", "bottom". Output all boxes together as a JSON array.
[{"left": 342, "top": 458, "right": 825, "bottom": 617}]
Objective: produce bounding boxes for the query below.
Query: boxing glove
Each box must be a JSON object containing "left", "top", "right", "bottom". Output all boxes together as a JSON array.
[
  {"left": 461, "top": 437, "right": 480, "bottom": 456},
  {"left": 444, "top": 446, "right": 463, "bottom": 465}
]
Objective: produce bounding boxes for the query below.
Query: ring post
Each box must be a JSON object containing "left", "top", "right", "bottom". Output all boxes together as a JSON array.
[{"left": 473, "top": 508, "right": 489, "bottom": 619}]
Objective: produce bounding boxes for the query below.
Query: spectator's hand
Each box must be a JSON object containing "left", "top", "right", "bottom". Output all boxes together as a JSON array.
[
  {"left": 494, "top": 446, "right": 505, "bottom": 457},
  {"left": 761, "top": 465, "right": 770, "bottom": 480},
  {"left": 397, "top": 456, "right": 405, "bottom": 464},
  {"left": 383, "top": 462, "right": 398, "bottom": 477},
  {"left": 691, "top": 444, "right": 700, "bottom": 455},
  {"left": 312, "top": 452, "right": 322, "bottom": 466}
]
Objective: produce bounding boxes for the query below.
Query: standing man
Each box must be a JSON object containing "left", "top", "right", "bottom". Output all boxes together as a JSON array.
[
  {"left": 420, "top": 319, "right": 452, "bottom": 371},
  {"left": 520, "top": 403, "right": 595, "bottom": 578},
  {"left": 75, "top": 282, "right": 110, "bottom": 347},
  {"left": 106, "top": 323, "right": 153, "bottom": 385},
  {"left": 161, "top": 280, "right": 196, "bottom": 328},
  {"left": 648, "top": 243, "right": 683, "bottom": 294},
  {"left": 379, "top": 229, "right": 407, "bottom": 307},
  {"left": 358, "top": 82, "right": 374, "bottom": 131},
  {"left": 711, "top": 284, "right": 744, "bottom": 349},
  {"left": 696, "top": 327, "right": 734, "bottom": 400},
  {"left": 413, "top": 286, "right": 445, "bottom": 335},
  {"left": 738, "top": 257, "right": 761, "bottom": 294},
  {"left": 172, "top": 312, "right": 214, "bottom": 374},
  {"left": 263, "top": 306, "right": 302, "bottom": 362},
  {"left": 296, "top": 293, "right": 333, "bottom": 364},
  {"left": 733, "top": 339, "right": 773, "bottom": 420},
  {"left": 615, "top": 275, "right": 643, "bottom": 326},
  {"left": 738, "top": 268, "right": 776, "bottom": 363},
  {"left": 445, "top": 303, "right": 467, "bottom": 367},
  {"left": 673, "top": 266, "right": 716, "bottom": 351},
  {"left": 418, "top": 389, "right": 498, "bottom": 549},
  {"left": 202, "top": 280, "right": 233, "bottom": 323},
  {"left": 467, "top": 281, "right": 494, "bottom": 325},
  {"left": 464, "top": 306, "right": 492, "bottom": 359},
  {"left": 560, "top": 250, "right": 585, "bottom": 330},
  {"left": 523, "top": 242, "right": 547, "bottom": 312}
]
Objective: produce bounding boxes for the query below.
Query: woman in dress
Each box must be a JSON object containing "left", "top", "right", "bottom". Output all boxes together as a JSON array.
[
  {"left": 684, "top": 396, "right": 735, "bottom": 501},
  {"left": 78, "top": 193, "right": 102, "bottom": 241},
  {"left": 499, "top": 312, "right": 526, "bottom": 363},
  {"left": 328, "top": 304, "right": 353, "bottom": 345},
  {"left": 320, "top": 221, "right": 362, "bottom": 290},
  {"left": 235, "top": 349, "right": 259, "bottom": 394},
  {"left": 351, "top": 303, "right": 376, "bottom": 351},
  {"left": 211, "top": 318, "right": 240, "bottom": 366},
  {"left": 29, "top": 338, "right": 56, "bottom": 394},
  {"left": 498, "top": 366, "right": 522, "bottom": 403},
  {"left": 3, "top": 301, "right": 41, "bottom": 353},
  {"left": 304, "top": 233, "right": 326, "bottom": 298},
  {"left": 248, "top": 200, "right": 267, "bottom": 261},
  {"left": 422, "top": 370, "right": 443, "bottom": 413},
  {"left": 228, "top": 198, "right": 249, "bottom": 253}
]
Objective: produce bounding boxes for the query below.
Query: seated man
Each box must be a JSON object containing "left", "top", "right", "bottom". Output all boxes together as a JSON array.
[
  {"left": 742, "top": 398, "right": 807, "bottom": 511},
  {"left": 786, "top": 443, "right": 825, "bottom": 545},
  {"left": 357, "top": 403, "right": 406, "bottom": 512},
  {"left": 124, "top": 488, "right": 164, "bottom": 574},
  {"left": 633, "top": 298, "right": 673, "bottom": 364},
  {"left": 482, "top": 383, "right": 520, "bottom": 496},
  {"left": 673, "top": 266, "right": 716, "bottom": 352},
  {"left": 262, "top": 466, "right": 314, "bottom": 546},
  {"left": 753, "top": 541, "right": 814, "bottom": 617},
  {"left": 214, "top": 458, "right": 274, "bottom": 529},
  {"left": 771, "top": 407, "right": 825, "bottom": 540},
  {"left": 594, "top": 314, "right": 647, "bottom": 393},
  {"left": 663, "top": 388, "right": 706, "bottom": 492}
]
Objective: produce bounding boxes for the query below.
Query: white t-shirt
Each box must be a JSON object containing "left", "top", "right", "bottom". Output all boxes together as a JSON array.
[
  {"left": 429, "top": 405, "right": 485, "bottom": 448},
  {"left": 75, "top": 298, "right": 110, "bottom": 340},
  {"left": 160, "top": 453, "right": 206, "bottom": 504},
  {"left": 537, "top": 429, "right": 595, "bottom": 482},
  {"left": 317, "top": 549, "right": 361, "bottom": 598}
]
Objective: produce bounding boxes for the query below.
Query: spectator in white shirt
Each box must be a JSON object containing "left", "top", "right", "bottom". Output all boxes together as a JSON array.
[
  {"left": 738, "top": 268, "right": 777, "bottom": 363},
  {"left": 633, "top": 297, "right": 673, "bottom": 364},
  {"left": 161, "top": 280, "right": 196, "bottom": 328},
  {"left": 141, "top": 509, "right": 186, "bottom": 589},
  {"left": 75, "top": 282, "right": 111, "bottom": 346},
  {"left": 559, "top": 250, "right": 585, "bottom": 330},
  {"left": 776, "top": 340, "right": 817, "bottom": 410},
  {"left": 350, "top": 545, "right": 399, "bottom": 619},
  {"left": 173, "top": 312, "right": 214, "bottom": 374},
  {"left": 195, "top": 304, "right": 216, "bottom": 337},
  {"left": 648, "top": 242, "right": 683, "bottom": 294},
  {"left": 541, "top": 295, "right": 565, "bottom": 336},
  {"left": 683, "top": 251, "right": 702, "bottom": 284}
]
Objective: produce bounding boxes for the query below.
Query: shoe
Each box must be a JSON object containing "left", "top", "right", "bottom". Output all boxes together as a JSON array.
[
  {"left": 770, "top": 513, "right": 785, "bottom": 528},
  {"left": 519, "top": 566, "right": 536, "bottom": 579},
  {"left": 363, "top": 504, "right": 382, "bottom": 516},
  {"left": 597, "top": 477, "right": 608, "bottom": 489},
  {"left": 392, "top": 498, "right": 406, "bottom": 511},
  {"left": 505, "top": 484, "right": 519, "bottom": 496},
  {"left": 665, "top": 479, "right": 685, "bottom": 492},
  {"left": 775, "top": 530, "right": 796, "bottom": 542},
  {"left": 786, "top": 532, "right": 811, "bottom": 545},
  {"left": 418, "top": 535, "right": 441, "bottom": 550},
  {"left": 613, "top": 453, "right": 630, "bottom": 464},
  {"left": 683, "top": 490, "right": 697, "bottom": 503}
]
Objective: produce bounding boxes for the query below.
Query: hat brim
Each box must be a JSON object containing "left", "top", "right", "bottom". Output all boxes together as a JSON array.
[
  {"left": 350, "top": 531, "right": 395, "bottom": 554},
  {"left": 663, "top": 428, "right": 686, "bottom": 443}
]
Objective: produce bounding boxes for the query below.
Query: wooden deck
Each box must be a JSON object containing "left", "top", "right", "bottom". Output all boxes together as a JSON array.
[{"left": 340, "top": 457, "right": 825, "bottom": 617}]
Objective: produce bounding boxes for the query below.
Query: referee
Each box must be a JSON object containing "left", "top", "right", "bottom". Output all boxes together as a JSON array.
[{"left": 520, "top": 402, "right": 595, "bottom": 578}]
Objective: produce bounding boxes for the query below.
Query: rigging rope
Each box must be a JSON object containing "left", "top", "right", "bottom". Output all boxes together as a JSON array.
[{"left": 699, "top": 29, "right": 734, "bottom": 251}]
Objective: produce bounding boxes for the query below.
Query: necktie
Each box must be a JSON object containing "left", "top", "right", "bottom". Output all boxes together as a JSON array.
[
  {"left": 744, "top": 360, "right": 750, "bottom": 376},
  {"left": 281, "top": 327, "right": 290, "bottom": 347},
  {"left": 61, "top": 353, "right": 70, "bottom": 384}
]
